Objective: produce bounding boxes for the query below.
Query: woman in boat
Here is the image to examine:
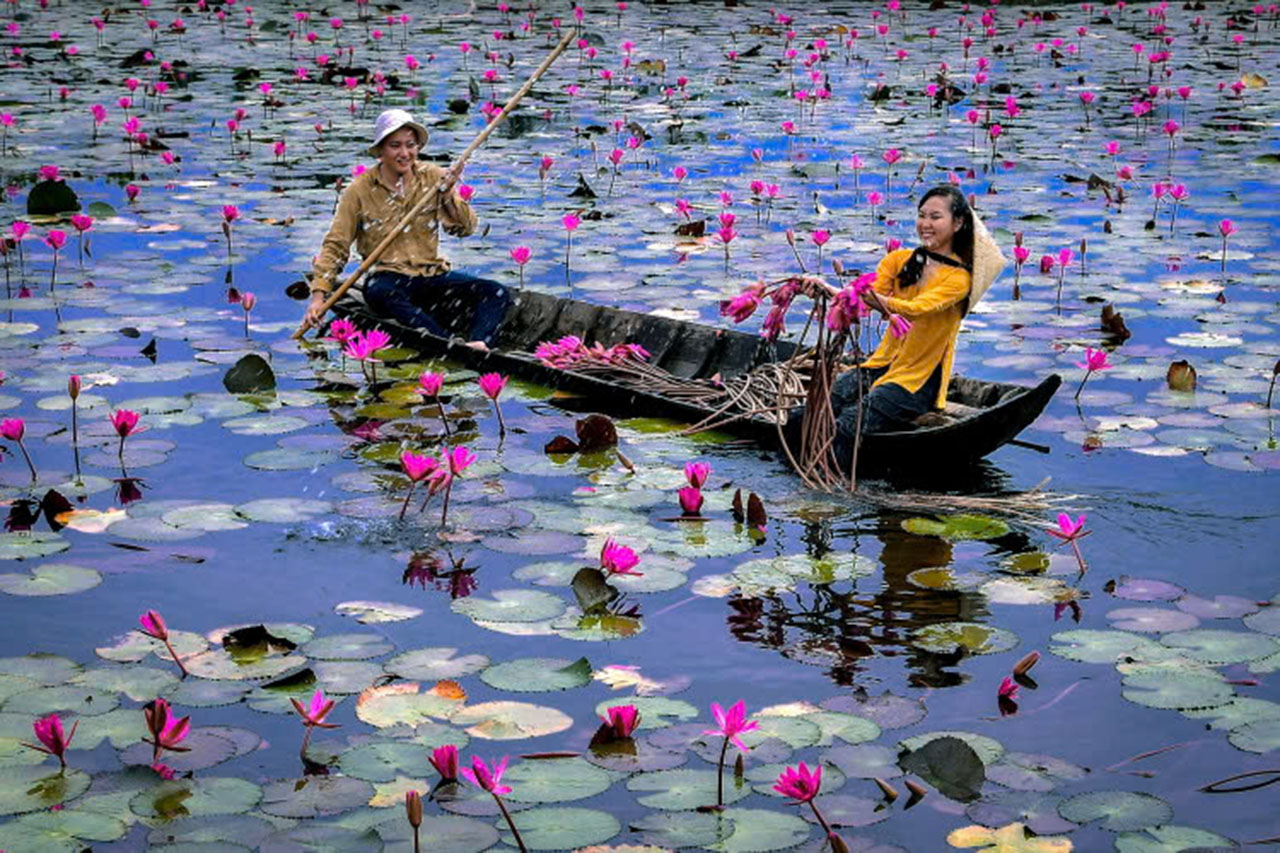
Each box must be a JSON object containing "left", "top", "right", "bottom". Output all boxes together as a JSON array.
[
  {"left": 303, "top": 109, "right": 510, "bottom": 349},
  {"left": 796, "top": 185, "right": 1004, "bottom": 464}
]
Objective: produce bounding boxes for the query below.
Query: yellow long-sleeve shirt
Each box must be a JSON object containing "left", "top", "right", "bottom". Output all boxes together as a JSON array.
[
  {"left": 859, "top": 247, "right": 972, "bottom": 409},
  {"left": 309, "top": 160, "right": 477, "bottom": 295}
]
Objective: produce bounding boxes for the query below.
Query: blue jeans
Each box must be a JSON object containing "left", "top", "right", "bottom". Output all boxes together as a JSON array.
[{"left": 363, "top": 270, "right": 511, "bottom": 345}]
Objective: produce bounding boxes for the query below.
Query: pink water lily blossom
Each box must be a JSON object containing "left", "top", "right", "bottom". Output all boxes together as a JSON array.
[
  {"left": 998, "top": 676, "right": 1020, "bottom": 701},
  {"left": 1075, "top": 347, "right": 1112, "bottom": 399},
  {"left": 418, "top": 371, "right": 444, "bottom": 397},
  {"left": 773, "top": 761, "right": 822, "bottom": 803},
  {"left": 138, "top": 609, "right": 168, "bottom": 640},
  {"left": 704, "top": 700, "right": 760, "bottom": 752},
  {"left": 460, "top": 755, "right": 512, "bottom": 795},
  {"left": 478, "top": 373, "right": 507, "bottom": 400},
  {"left": 110, "top": 409, "right": 141, "bottom": 438},
  {"left": 144, "top": 698, "right": 191, "bottom": 764},
  {"left": 1047, "top": 513, "right": 1090, "bottom": 573},
  {"left": 290, "top": 688, "right": 339, "bottom": 729},
  {"left": 401, "top": 452, "right": 438, "bottom": 483},
  {"left": 600, "top": 538, "right": 642, "bottom": 576},
  {"left": 677, "top": 486, "right": 704, "bottom": 516},
  {"left": 429, "top": 744, "right": 459, "bottom": 782},
  {"left": 24, "top": 713, "right": 77, "bottom": 768},
  {"left": 602, "top": 704, "right": 641, "bottom": 739},
  {"left": 685, "top": 461, "right": 711, "bottom": 488}
]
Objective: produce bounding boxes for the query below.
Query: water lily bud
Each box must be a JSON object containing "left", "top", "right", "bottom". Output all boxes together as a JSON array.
[
  {"left": 831, "top": 258, "right": 845, "bottom": 276},
  {"left": 1079, "top": 237, "right": 1088, "bottom": 255},
  {"left": 904, "top": 779, "right": 927, "bottom": 798},
  {"left": 1273, "top": 359, "right": 1280, "bottom": 377},
  {"left": 874, "top": 777, "right": 899, "bottom": 801},
  {"left": 1166, "top": 359, "right": 1197, "bottom": 392},
  {"left": 784, "top": 228, "right": 795, "bottom": 246},
  {"left": 67, "top": 374, "right": 81, "bottom": 400},
  {"left": 1012, "top": 650, "right": 1040, "bottom": 676},
  {"left": 1014, "top": 230, "right": 1024, "bottom": 247},
  {"left": 404, "top": 790, "right": 422, "bottom": 828}
]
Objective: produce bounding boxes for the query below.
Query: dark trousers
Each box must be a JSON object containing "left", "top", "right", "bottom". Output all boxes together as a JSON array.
[
  {"left": 786, "top": 365, "right": 941, "bottom": 465},
  {"left": 363, "top": 270, "right": 511, "bottom": 345}
]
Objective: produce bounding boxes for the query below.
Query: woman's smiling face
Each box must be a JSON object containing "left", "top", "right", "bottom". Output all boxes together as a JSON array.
[{"left": 916, "top": 194, "right": 960, "bottom": 254}]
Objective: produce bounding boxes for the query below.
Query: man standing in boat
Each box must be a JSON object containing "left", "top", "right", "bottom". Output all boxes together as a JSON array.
[{"left": 302, "top": 109, "right": 510, "bottom": 350}]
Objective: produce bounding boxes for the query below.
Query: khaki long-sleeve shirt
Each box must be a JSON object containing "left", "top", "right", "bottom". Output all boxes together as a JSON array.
[{"left": 309, "top": 160, "right": 478, "bottom": 295}]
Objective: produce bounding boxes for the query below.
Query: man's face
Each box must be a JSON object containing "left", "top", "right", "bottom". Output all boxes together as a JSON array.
[{"left": 378, "top": 127, "right": 420, "bottom": 180}]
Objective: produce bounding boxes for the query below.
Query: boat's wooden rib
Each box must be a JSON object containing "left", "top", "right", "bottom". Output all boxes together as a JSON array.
[{"left": 334, "top": 289, "right": 1061, "bottom": 468}]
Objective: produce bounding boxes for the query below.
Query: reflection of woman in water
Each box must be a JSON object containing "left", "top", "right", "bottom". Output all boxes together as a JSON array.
[{"left": 795, "top": 186, "right": 1005, "bottom": 466}]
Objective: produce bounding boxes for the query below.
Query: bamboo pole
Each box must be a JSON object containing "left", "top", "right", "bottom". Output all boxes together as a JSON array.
[{"left": 292, "top": 28, "right": 578, "bottom": 340}]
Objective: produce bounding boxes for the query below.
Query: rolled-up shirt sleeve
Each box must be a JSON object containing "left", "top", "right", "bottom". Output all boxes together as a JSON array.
[{"left": 310, "top": 184, "right": 361, "bottom": 294}]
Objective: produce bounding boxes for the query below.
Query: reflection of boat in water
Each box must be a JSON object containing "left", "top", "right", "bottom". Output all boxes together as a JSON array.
[{"left": 335, "top": 289, "right": 1061, "bottom": 471}]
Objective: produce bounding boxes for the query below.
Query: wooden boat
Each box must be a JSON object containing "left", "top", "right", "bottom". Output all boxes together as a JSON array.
[{"left": 335, "top": 289, "right": 1061, "bottom": 469}]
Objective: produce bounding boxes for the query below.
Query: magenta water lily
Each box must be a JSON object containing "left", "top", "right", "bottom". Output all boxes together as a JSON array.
[
  {"left": 704, "top": 699, "right": 760, "bottom": 806},
  {"left": 22, "top": 713, "right": 77, "bottom": 769}
]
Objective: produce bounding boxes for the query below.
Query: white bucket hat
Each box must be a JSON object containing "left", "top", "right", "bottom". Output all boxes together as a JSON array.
[{"left": 367, "top": 109, "right": 429, "bottom": 157}]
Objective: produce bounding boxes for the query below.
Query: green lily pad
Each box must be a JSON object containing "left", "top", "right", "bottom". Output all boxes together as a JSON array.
[
  {"left": 503, "top": 757, "right": 615, "bottom": 803},
  {"left": 898, "top": 735, "right": 986, "bottom": 802},
  {"left": 130, "top": 776, "right": 263, "bottom": 820},
  {"left": 1107, "top": 608, "right": 1200, "bottom": 633},
  {"left": 796, "top": 793, "right": 886, "bottom": 827},
  {"left": 258, "top": 775, "right": 374, "bottom": 819},
  {"left": 479, "top": 657, "right": 593, "bottom": 693},
  {"left": 301, "top": 633, "right": 395, "bottom": 661},
  {"left": 1160, "top": 629, "right": 1279, "bottom": 664},
  {"left": 183, "top": 647, "right": 306, "bottom": 681},
  {"left": 260, "top": 823, "right": 385, "bottom": 851},
  {"left": 1121, "top": 668, "right": 1235, "bottom": 710},
  {"left": 1056, "top": 790, "right": 1173, "bottom": 832},
  {"left": 233, "top": 497, "right": 334, "bottom": 522},
  {"left": 631, "top": 811, "right": 733, "bottom": 848},
  {"left": 966, "top": 791, "right": 1080, "bottom": 836},
  {"left": 384, "top": 647, "right": 490, "bottom": 681},
  {"left": 899, "top": 731, "right": 1005, "bottom": 766},
  {"left": 355, "top": 682, "right": 464, "bottom": 728},
  {"left": 144, "top": 814, "right": 277, "bottom": 849},
  {"left": 627, "top": 768, "right": 750, "bottom": 810},
  {"left": 594, "top": 696, "right": 698, "bottom": 731},
  {"left": 0, "top": 532, "right": 70, "bottom": 561},
  {"left": 339, "top": 739, "right": 437, "bottom": 783},
  {"left": 451, "top": 700, "right": 574, "bottom": 740},
  {"left": 913, "top": 622, "right": 1019, "bottom": 656},
  {"left": 0, "top": 809, "right": 127, "bottom": 852},
  {"left": 243, "top": 447, "right": 338, "bottom": 470},
  {"left": 95, "top": 630, "right": 208, "bottom": 665},
  {"left": 822, "top": 744, "right": 902, "bottom": 780},
  {"left": 74, "top": 664, "right": 179, "bottom": 702},
  {"left": 705, "top": 807, "right": 814, "bottom": 852},
  {"left": 1049, "top": 630, "right": 1165, "bottom": 664},
  {"left": 335, "top": 600, "right": 424, "bottom": 624},
  {"left": 375, "top": 813, "right": 500, "bottom": 851},
  {"left": 1228, "top": 718, "right": 1280, "bottom": 754},
  {"left": 1244, "top": 606, "right": 1280, "bottom": 636},
  {"left": 119, "top": 727, "right": 240, "bottom": 772},
  {"left": 499, "top": 806, "right": 621, "bottom": 850},
  {"left": 901, "top": 514, "right": 1010, "bottom": 541},
  {"left": 160, "top": 503, "right": 249, "bottom": 532},
  {"left": 986, "top": 753, "right": 1089, "bottom": 793},
  {"left": 821, "top": 692, "right": 927, "bottom": 730},
  {"left": 0, "top": 766, "right": 91, "bottom": 816},
  {"left": 0, "top": 654, "right": 81, "bottom": 685},
  {"left": 452, "top": 589, "right": 568, "bottom": 624},
  {"left": 1114, "top": 824, "right": 1239, "bottom": 852},
  {"left": 0, "top": 563, "right": 101, "bottom": 596}
]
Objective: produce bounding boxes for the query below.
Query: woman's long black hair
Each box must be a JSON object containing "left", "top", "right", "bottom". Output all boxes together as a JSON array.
[{"left": 895, "top": 186, "right": 976, "bottom": 294}]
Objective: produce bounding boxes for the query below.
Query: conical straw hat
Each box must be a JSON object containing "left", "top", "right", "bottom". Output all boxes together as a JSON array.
[{"left": 966, "top": 212, "right": 1006, "bottom": 312}]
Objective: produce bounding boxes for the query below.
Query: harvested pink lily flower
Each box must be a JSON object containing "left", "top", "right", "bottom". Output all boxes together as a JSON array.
[
  {"left": 685, "top": 461, "right": 711, "bottom": 488},
  {"left": 888, "top": 314, "right": 912, "bottom": 339},
  {"left": 1047, "top": 513, "right": 1091, "bottom": 573},
  {"left": 137, "top": 609, "right": 189, "bottom": 677},
  {"left": 721, "top": 282, "right": 765, "bottom": 324},
  {"left": 600, "top": 538, "right": 642, "bottom": 577},
  {"left": 291, "top": 687, "right": 339, "bottom": 760},
  {"left": 23, "top": 713, "right": 77, "bottom": 768},
  {"left": 678, "top": 486, "right": 704, "bottom": 517},
  {"left": 462, "top": 755, "right": 525, "bottom": 850},
  {"left": 478, "top": 373, "right": 509, "bottom": 437},
  {"left": 1074, "top": 347, "right": 1112, "bottom": 399},
  {"left": 1, "top": 417, "right": 36, "bottom": 482},
  {"left": 398, "top": 451, "right": 439, "bottom": 520},
  {"left": 144, "top": 698, "right": 191, "bottom": 764},
  {"left": 429, "top": 744, "right": 459, "bottom": 782},
  {"left": 705, "top": 700, "right": 760, "bottom": 806},
  {"left": 602, "top": 704, "right": 641, "bottom": 739}
]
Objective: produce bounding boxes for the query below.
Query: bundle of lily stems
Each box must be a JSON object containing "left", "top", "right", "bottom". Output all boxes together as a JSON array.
[{"left": 534, "top": 299, "right": 1072, "bottom": 522}]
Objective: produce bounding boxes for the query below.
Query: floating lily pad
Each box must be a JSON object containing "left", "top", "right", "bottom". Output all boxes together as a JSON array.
[
  {"left": 1244, "top": 606, "right": 1280, "bottom": 636},
  {"left": 355, "top": 682, "right": 464, "bottom": 728},
  {"left": 0, "top": 563, "right": 101, "bottom": 596},
  {"left": 503, "top": 757, "right": 616, "bottom": 804},
  {"left": 1227, "top": 718, "right": 1280, "bottom": 754},
  {"left": 821, "top": 692, "right": 927, "bottom": 730},
  {"left": 451, "top": 700, "right": 574, "bottom": 740},
  {"left": 234, "top": 497, "right": 334, "bottom": 522},
  {"left": 947, "top": 822, "right": 1074, "bottom": 852},
  {"left": 594, "top": 696, "right": 699, "bottom": 731},
  {"left": 705, "top": 807, "right": 814, "bottom": 852},
  {"left": 1050, "top": 630, "right": 1165, "bottom": 664},
  {"left": 335, "top": 600, "right": 424, "bottom": 624},
  {"left": 452, "top": 589, "right": 568, "bottom": 623},
  {"left": 1107, "top": 607, "right": 1200, "bottom": 633},
  {"left": 375, "top": 813, "right": 500, "bottom": 852},
  {"left": 144, "top": 814, "right": 278, "bottom": 849},
  {"left": 913, "top": 622, "right": 1019, "bottom": 656},
  {"left": 986, "top": 753, "right": 1089, "bottom": 793},
  {"left": 130, "top": 776, "right": 263, "bottom": 820},
  {"left": 479, "top": 657, "right": 593, "bottom": 693},
  {"left": 627, "top": 767, "right": 750, "bottom": 810},
  {"left": 0, "top": 809, "right": 128, "bottom": 852},
  {"left": 1109, "top": 578, "right": 1185, "bottom": 602},
  {"left": 300, "top": 633, "right": 395, "bottom": 661},
  {"left": 384, "top": 647, "right": 490, "bottom": 681},
  {"left": 1160, "top": 629, "right": 1279, "bottom": 664},
  {"left": 966, "top": 791, "right": 1080, "bottom": 836},
  {"left": 499, "top": 806, "right": 621, "bottom": 850},
  {"left": 631, "top": 811, "right": 733, "bottom": 848},
  {"left": 258, "top": 775, "right": 374, "bottom": 819},
  {"left": 1056, "top": 790, "right": 1173, "bottom": 832},
  {"left": 0, "top": 654, "right": 81, "bottom": 685},
  {"left": 822, "top": 744, "right": 902, "bottom": 780},
  {"left": 899, "top": 735, "right": 986, "bottom": 802},
  {"left": 902, "top": 514, "right": 1010, "bottom": 541},
  {"left": 0, "top": 533, "right": 70, "bottom": 561},
  {"left": 1114, "top": 825, "right": 1239, "bottom": 853},
  {"left": 0, "top": 766, "right": 91, "bottom": 816}
]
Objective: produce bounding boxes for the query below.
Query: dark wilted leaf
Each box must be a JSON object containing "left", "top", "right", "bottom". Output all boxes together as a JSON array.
[
  {"left": 223, "top": 354, "right": 277, "bottom": 394},
  {"left": 544, "top": 436, "right": 579, "bottom": 455},
  {"left": 569, "top": 173, "right": 597, "bottom": 199},
  {"left": 572, "top": 567, "right": 619, "bottom": 614},
  {"left": 746, "top": 493, "right": 767, "bottom": 529},
  {"left": 898, "top": 736, "right": 985, "bottom": 802},
  {"left": 575, "top": 414, "right": 618, "bottom": 451},
  {"left": 27, "top": 180, "right": 80, "bottom": 216},
  {"left": 731, "top": 489, "right": 744, "bottom": 523},
  {"left": 1166, "top": 360, "right": 1197, "bottom": 392},
  {"left": 1100, "top": 304, "right": 1130, "bottom": 342}
]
